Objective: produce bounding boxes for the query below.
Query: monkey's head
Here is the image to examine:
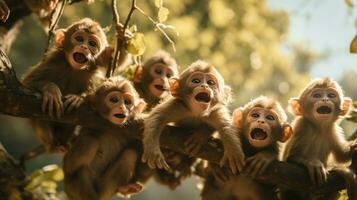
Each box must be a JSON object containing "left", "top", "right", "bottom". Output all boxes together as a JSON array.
[
  {"left": 87, "top": 76, "right": 146, "bottom": 126},
  {"left": 170, "top": 60, "right": 231, "bottom": 113},
  {"left": 134, "top": 50, "right": 179, "bottom": 99},
  {"left": 233, "top": 96, "right": 293, "bottom": 149},
  {"left": 54, "top": 18, "right": 108, "bottom": 70},
  {"left": 289, "top": 78, "right": 351, "bottom": 124}
]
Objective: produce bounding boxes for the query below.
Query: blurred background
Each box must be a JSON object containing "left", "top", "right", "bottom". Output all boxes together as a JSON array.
[{"left": 1, "top": 0, "right": 357, "bottom": 199}]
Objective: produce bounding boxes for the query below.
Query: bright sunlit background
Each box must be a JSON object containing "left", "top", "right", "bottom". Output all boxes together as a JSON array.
[{"left": 1, "top": 0, "right": 357, "bottom": 199}]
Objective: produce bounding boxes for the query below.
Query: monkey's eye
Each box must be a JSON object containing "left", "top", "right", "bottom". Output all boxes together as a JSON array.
[
  {"left": 155, "top": 68, "right": 163, "bottom": 75},
  {"left": 312, "top": 93, "right": 321, "bottom": 98},
  {"left": 166, "top": 73, "right": 172, "bottom": 78},
  {"left": 328, "top": 93, "right": 336, "bottom": 98},
  {"left": 88, "top": 40, "right": 97, "bottom": 47},
  {"left": 75, "top": 36, "right": 84, "bottom": 42},
  {"left": 124, "top": 99, "right": 132, "bottom": 105},
  {"left": 109, "top": 96, "right": 119, "bottom": 103},
  {"left": 266, "top": 115, "right": 275, "bottom": 121},
  {"left": 251, "top": 112, "right": 259, "bottom": 118},
  {"left": 192, "top": 79, "right": 201, "bottom": 84},
  {"left": 207, "top": 80, "right": 215, "bottom": 85}
]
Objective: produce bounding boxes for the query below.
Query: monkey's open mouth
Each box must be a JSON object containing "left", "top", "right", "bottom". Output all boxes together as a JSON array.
[
  {"left": 250, "top": 128, "right": 268, "bottom": 140},
  {"left": 73, "top": 52, "right": 88, "bottom": 64},
  {"left": 195, "top": 92, "right": 211, "bottom": 103},
  {"left": 114, "top": 113, "right": 126, "bottom": 119},
  {"left": 154, "top": 84, "right": 167, "bottom": 91},
  {"left": 316, "top": 106, "right": 332, "bottom": 114}
]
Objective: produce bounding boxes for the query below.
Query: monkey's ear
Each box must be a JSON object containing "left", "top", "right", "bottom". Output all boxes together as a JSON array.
[
  {"left": 54, "top": 29, "right": 66, "bottom": 48},
  {"left": 133, "top": 66, "right": 143, "bottom": 83},
  {"left": 136, "top": 99, "right": 147, "bottom": 114},
  {"left": 169, "top": 78, "right": 180, "bottom": 97},
  {"left": 279, "top": 124, "right": 293, "bottom": 142},
  {"left": 340, "top": 97, "right": 352, "bottom": 116},
  {"left": 289, "top": 98, "right": 302, "bottom": 116},
  {"left": 232, "top": 108, "right": 244, "bottom": 128}
]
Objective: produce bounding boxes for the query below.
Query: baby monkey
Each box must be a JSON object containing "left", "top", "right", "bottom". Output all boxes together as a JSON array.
[
  {"left": 200, "top": 96, "right": 292, "bottom": 200},
  {"left": 63, "top": 76, "right": 146, "bottom": 200},
  {"left": 22, "top": 18, "right": 111, "bottom": 153},
  {"left": 283, "top": 78, "right": 357, "bottom": 199},
  {"left": 142, "top": 60, "right": 245, "bottom": 174},
  {"left": 133, "top": 50, "right": 179, "bottom": 110}
]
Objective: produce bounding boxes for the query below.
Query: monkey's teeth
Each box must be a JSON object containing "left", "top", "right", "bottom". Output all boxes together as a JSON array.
[
  {"left": 114, "top": 113, "right": 126, "bottom": 119},
  {"left": 195, "top": 92, "right": 211, "bottom": 103},
  {"left": 251, "top": 128, "right": 267, "bottom": 140},
  {"left": 73, "top": 52, "right": 88, "bottom": 64},
  {"left": 316, "top": 106, "right": 332, "bottom": 114}
]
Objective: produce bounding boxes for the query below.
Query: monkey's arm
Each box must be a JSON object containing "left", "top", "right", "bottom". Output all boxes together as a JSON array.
[
  {"left": 245, "top": 149, "right": 278, "bottom": 178},
  {"left": 208, "top": 106, "right": 245, "bottom": 174},
  {"left": 330, "top": 131, "right": 356, "bottom": 163},
  {"left": 63, "top": 132, "right": 99, "bottom": 174},
  {"left": 142, "top": 98, "right": 190, "bottom": 170}
]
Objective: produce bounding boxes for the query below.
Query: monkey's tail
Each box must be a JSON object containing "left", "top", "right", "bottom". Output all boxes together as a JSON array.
[{"left": 333, "top": 167, "right": 357, "bottom": 200}]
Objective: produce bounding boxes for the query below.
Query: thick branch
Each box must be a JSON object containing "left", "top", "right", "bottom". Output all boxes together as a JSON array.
[{"left": 0, "top": 49, "right": 355, "bottom": 195}]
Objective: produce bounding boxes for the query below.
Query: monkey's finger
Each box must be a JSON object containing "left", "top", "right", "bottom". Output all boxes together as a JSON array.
[
  {"left": 321, "top": 167, "right": 328, "bottom": 184},
  {"left": 42, "top": 94, "right": 49, "bottom": 113},
  {"left": 66, "top": 99, "right": 78, "bottom": 112},
  {"left": 48, "top": 97, "right": 54, "bottom": 117},
  {"left": 307, "top": 166, "right": 316, "bottom": 185},
  {"left": 0, "top": 3, "right": 8, "bottom": 22},
  {"left": 315, "top": 167, "right": 323, "bottom": 187},
  {"left": 184, "top": 136, "right": 195, "bottom": 147},
  {"left": 228, "top": 157, "right": 238, "bottom": 174},
  {"left": 258, "top": 162, "right": 270, "bottom": 176},
  {"left": 251, "top": 161, "right": 264, "bottom": 178},
  {"left": 54, "top": 99, "right": 62, "bottom": 118},
  {"left": 160, "top": 158, "right": 171, "bottom": 172},
  {"left": 245, "top": 158, "right": 259, "bottom": 175}
]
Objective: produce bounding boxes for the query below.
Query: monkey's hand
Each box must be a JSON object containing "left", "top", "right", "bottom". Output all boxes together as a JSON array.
[
  {"left": 41, "top": 83, "right": 63, "bottom": 118},
  {"left": 64, "top": 94, "right": 84, "bottom": 112},
  {"left": 244, "top": 152, "right": 275, "bottom": 178},
  {"left": 185, "top": 131, "right": 211, "bottom": 155},
  {"left": 117, "top": 182, "right": 143, "bottom": 199},
  {"left": 303, "top": 159, "right": 328, "bottom": 186},
  {"left": 142, "top": 144, "right": 171, "bottom": 171},
  {"left": 209, "top": 163, "right": 232, "bottom": 183},
  {"left": 0, "top": 0, "right": 9, "bottom": 22},
  {"left": 349, "top": 140, "right": 357, "bottom": 157},
  {"left": 220, "top": 143, "right": 245, "bottom": 174}
]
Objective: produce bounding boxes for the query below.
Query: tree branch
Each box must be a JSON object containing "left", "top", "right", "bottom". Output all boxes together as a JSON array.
[{"left": 0, "top": 49, "right": 355, "bottom": 196}]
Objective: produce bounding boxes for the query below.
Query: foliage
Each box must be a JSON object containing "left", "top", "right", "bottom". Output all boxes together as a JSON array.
[{"left": 26, "top": 164, "right": 64, "bottom": 194}]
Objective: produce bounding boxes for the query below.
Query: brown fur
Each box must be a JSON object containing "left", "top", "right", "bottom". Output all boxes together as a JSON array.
[
  {"left": 200, "top": 96, "right": 292, "bottom": 200},
  {"left": 21, "top": 18, "right": 108, "bottom": 153},
  {"left": 142, "top": 60, "right": 244, "bottom": 175}
]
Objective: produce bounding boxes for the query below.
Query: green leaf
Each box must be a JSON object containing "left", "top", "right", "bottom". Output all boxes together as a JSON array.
[
  {"left": 158, "top": 7, "right": 170, "bottom": 23},
  {"left": 126, "top": 33, "right": 146, "bottom": 56},
  {"left": 154, "top": 0, "right": 163, "bottom": 8},
  {"left": 350, "top": 35, "right": 357, "bottom": 53},
  {"left": 102, "top": 25, "right": 112, "bottom": 33},
  {"left": 345, "top": 0, "right": 354, "bottom": 7}
]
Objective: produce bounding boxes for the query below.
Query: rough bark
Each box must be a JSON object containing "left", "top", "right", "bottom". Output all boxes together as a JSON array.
[{"left": 0, "top": 48, "right": 355, "bottom": 197}]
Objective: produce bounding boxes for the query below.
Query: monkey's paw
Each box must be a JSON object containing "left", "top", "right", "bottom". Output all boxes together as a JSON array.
[
  {"left": 244, "top": 152, "right": 275, "bottom": 178},
  {"left": 117, "top": 182, "right": 143, "bottom": 198},
  {"left": 64, "top": 94, "right": 84, "bottom": 112},
  {"left": 142, "top": 147, "right": 171, "bottom": 171},
  {"left": 0, "top": 0, "right": 9, "bottom": 22},
  {"left": 184, "top": 131, "right": 211, "bottom": 155},
  {"left": 210, "top": 163, "right": 231, "bottom": 183},
  {"left": 304, "top": 160, "right": 328, "bottom": 186},
  {"left": 42, "top": 83, "right": 63, "bottom": 118},
  {"left": 220, "top": 145, "right": 245, "bottom": 174},
  {"left": 349, "top": 140, "right": 357, "bottom": 157}
]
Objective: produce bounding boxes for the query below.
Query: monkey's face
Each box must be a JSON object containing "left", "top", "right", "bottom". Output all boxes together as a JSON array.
[
  {"left": 148, "top": 63, "right": 176, "bottom": 98},
  {"left": 66, "top": 30, "right": 102, "bottom": 70},
  {"left": 103, "top": 91, "right": 135, "bottom": 125},
  {"left": 308, "top": 87, "right": 340, "bottom": 122},
  {"left": 185, "top": 72, "right": 218, "bottom": 112},
  {"left": 245, "top": 107, "right": 280, "bottom": 148}
]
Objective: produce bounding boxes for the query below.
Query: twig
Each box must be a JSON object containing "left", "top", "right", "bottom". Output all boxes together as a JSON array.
[
  {"left": 45, "top": 0, "right": 67, "bottom": 53},
  {"left": 135, "top": 6, "right": 176, "bottom": 52}
]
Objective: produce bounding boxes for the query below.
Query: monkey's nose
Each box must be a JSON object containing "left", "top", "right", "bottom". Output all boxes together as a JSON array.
[{"left": 257, "top": 120, "right": 265, "bottom": 124}]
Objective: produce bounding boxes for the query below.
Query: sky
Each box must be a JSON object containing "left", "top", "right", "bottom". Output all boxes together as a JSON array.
[{"left": 268, "top": 0, "right": 357, "bottom": 79}]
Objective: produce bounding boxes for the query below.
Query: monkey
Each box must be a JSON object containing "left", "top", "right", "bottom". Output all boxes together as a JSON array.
[
  {"left": 22, "top": 18, "right": 111, "bottom": 153},
  {"left": 133, "top": 50, "right": 179, "bottom": 110},
  {"left": 0, "top": 0, "right": 59, "bottom": 53},
  {"left": 142, "top": 60, "right": 245, "bottom": 175},
  {"left": 282, "top": 77, "right": 357, "bottom": 200},
  {"left": 199, "top": 96, "right": 293, "bottom": 200},
  {"left": 63, "top": 76, "right": 146, "bottom": 200}
]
